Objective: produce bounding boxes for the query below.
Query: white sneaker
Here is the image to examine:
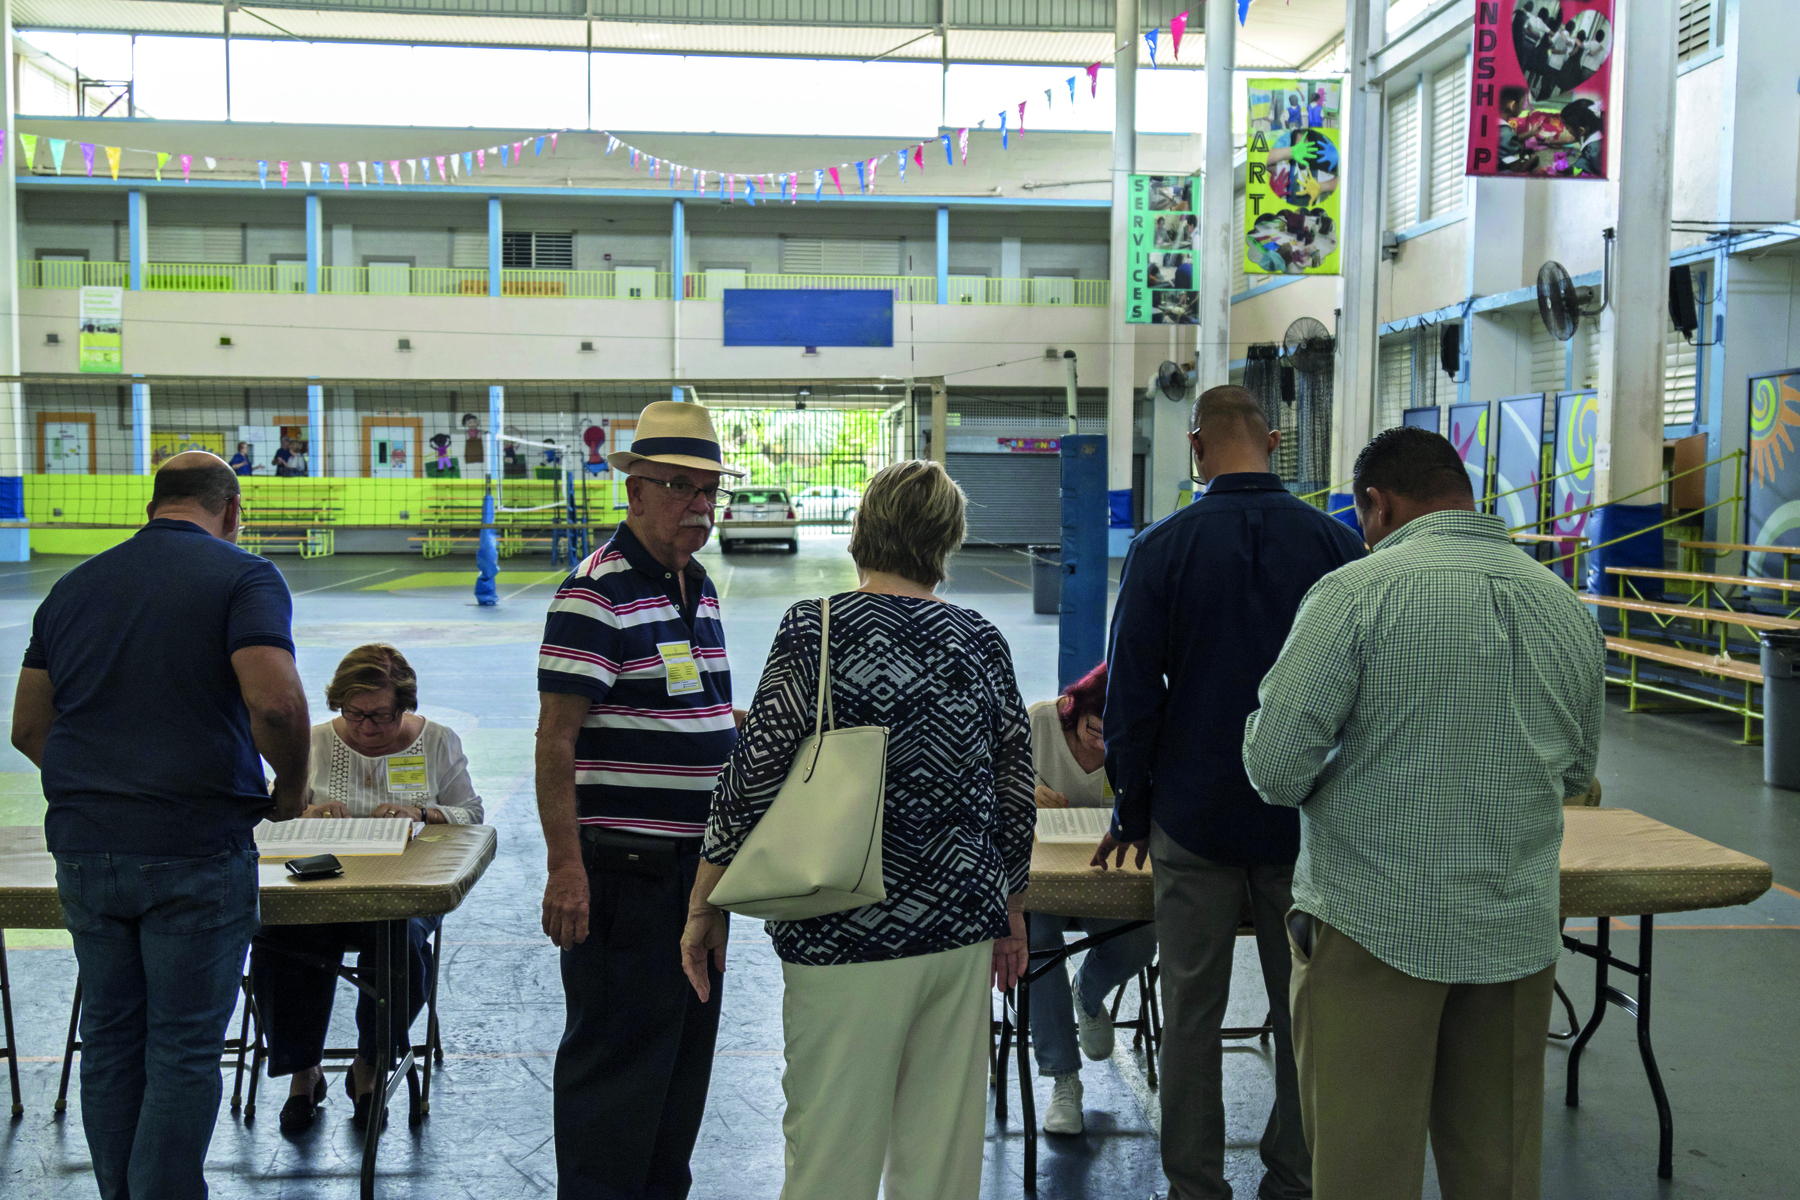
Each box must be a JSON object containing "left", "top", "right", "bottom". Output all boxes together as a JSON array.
[
  {"left": 1076, "top": 991, "right": 1116, "bottom": 1061},
  {"left": 1043, "top": 1072, "right": 1084, "bottom": 1135}
]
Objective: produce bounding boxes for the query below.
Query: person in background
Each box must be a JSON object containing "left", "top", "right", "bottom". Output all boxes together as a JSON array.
[
  {"left": 536, "top": 400, "right": 745, "bottom": 1200},
  {"left": 229, "top": 442, "right": 253, "bottom": 476},
  {"left": 272, "top": 436, "right": 297, "bottom": 477},
  {"left": 11, "top": 452, "right": 310, "bottom": 1200},
  {"left": 683, "top": 459, "right": 1034, "bottom": 1200},
  {"left": 1098, "top": 386, "right": 1364, "bottom": 1200},
  {"left": 1243, "top": 427, "right": 1604, "bottom": 1200},
  {"left": 1027, "top": 662, "right": 1158, "bottom": 1136},
  {"left": 252, "top": 643, "right": 484, "bottom": 1134}
]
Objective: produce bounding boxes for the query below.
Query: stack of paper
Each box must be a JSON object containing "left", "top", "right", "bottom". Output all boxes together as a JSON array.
[
  {"left": 1034, "top": 807, "right": 1112, "bottom": 844},
  {"left": 254, "top": 817, "right": 413, "bottom": 858}
]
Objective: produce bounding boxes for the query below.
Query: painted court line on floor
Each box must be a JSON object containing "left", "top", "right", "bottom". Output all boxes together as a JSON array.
[{"left": 291, "top": 567, "right": 400, "bottom": 596}]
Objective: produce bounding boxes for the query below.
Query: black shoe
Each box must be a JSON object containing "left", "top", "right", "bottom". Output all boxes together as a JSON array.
[
  {"left": 346, "top": 1068, "right": 386, "bottom": 1132},
  {"left": 278, "top": 1074, "right": 327, "bottom": 1135}
]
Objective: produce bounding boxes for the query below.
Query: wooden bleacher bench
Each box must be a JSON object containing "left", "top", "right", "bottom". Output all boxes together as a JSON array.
[
  {"left": 1513, "top": 533, "right": 1588, "bottom": 544},
  {"left": 1605, "top": 566, "right": 1800, "bottom": 593},
  {"left": 1579, "top": 593, "right": 1800, "bottom": 635},
  {"left": 1679, "top": 540, "right": 1800, "bottom": 577},
  {"left": 1602, "top": 635, "right": 1762, "bottom": 743}
]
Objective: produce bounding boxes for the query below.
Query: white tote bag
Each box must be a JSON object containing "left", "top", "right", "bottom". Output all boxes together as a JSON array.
[{"left": 707, "top": 596, "right": 889, "bottom": 921}]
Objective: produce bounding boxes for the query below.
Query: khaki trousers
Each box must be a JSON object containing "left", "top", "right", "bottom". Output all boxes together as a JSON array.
[
  {"left": 778, "top": 939, "right": 992, "bottom": 1200},
  {"left": 1288, "top": 918, "right": 1556, "bottom": 1200}
]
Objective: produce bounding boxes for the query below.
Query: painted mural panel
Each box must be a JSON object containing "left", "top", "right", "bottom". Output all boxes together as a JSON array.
[
  {"left": 1402, "top": 406, "right": 1442, "bottom": 433},
  {"left": 1448, "top": 402, "right": 1491, "bottom": 508},
  {"left": 1494, "top": 394, "right": 1546, "bottom": 530},
  {"left": 1747, "top": 370, "right": 1800, "bottom": 578},
  {"left": 1552, "top": 390, "right": 1599, "bottom": 577}
]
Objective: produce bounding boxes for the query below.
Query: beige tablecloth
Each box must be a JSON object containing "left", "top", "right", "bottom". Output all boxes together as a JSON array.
[
  {"left": 0, "top": 825, "right": 498, "bottom": 930},
  {"left": 1022, "top": 808, "right": 1772, "bottom": 923}
]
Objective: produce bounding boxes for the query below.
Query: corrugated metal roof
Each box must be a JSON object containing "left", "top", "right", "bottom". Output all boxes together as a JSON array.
[{"left": 15, "top": 0, "right": 1342, "bottom": 66}]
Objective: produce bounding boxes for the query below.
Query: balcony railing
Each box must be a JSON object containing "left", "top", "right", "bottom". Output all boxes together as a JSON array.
[{"left": 21, "top": 262, "right": 1107, "bottom": 306}]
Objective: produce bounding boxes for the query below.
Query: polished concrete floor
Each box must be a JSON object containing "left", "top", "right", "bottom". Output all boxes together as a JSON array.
[{"left": 0, "top": 536, "right": 1796, "bottom": 1199}]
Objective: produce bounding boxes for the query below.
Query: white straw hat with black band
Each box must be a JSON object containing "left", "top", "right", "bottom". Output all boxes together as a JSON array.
[{"left": 607, "top": 400, "right": 746, "bottom": 478}]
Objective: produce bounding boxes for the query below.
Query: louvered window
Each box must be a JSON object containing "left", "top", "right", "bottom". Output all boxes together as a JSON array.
[
  {"left": 1578, "top": 327, "right": 1600, "bottom": 390},
  {"left": 1378, "top": 334, "right": 1414, "bottom": 430},
  {"left": 1385, "top": 88, "right": 1421, "bottom": 231},
  {"left": 147, "top": 225, "right": 242, "bottom": 264},
  {"left": 502, "top": 231, "right": 574, "bottom": 269},
  {"left": 1678, "top": 0, "right": 1714, "bottom": 62},
  {"left": 1427, "top": 58, "right": 1469, "bottom": 217},
  {"left": 1529, "top": 324, "right": 1568, "bottom": 393},
  {"left": 780, "top": 238, "right": 902, "bottom": 275},
  {"left": 451, "top": 230, "right": 488, "bottom": 268},
  {"left": 1666, "top": 322, "right": 1698, "bottom": 427}
]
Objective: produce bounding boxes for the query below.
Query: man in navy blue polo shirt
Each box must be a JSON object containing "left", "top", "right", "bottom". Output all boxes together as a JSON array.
[
  {"left": 11, "top": 451, "right": 311, "bottom": 1200},
  {"left": 1095, "top": 388, "right": 1365, "bottom": 1200},
  {"left": 535, "top": 401, "right": 744, "bottom": 1200}
]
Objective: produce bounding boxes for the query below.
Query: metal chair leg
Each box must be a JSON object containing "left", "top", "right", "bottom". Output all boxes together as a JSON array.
[
  {"left": 55, "top": 976, "right": 83, "bottom": 1116},
  {"left": 1, "top": 932, "right": 21, "bottom": 1118}
]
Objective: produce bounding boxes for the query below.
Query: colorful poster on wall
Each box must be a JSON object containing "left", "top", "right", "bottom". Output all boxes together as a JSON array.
[
  {"left": 1494, "top": 393, "right": 1547, "bottom": 529},
  {"left": 1746, "top": 371, "right": 1800, "bottom": 578},
  {"left": 1402, "top": 406, "right": 1443, "bottom": 433},
  {"left": 151, "top": 432, "right": 227, "bottom": 469},
  {"left": 78, "top": 286, "right": 123, "bottom": 374},
  {"left": 1466, "top": 0, "right": 1612, "bottom": 179},
  {"left": 1243, "top": 77, "right": 1342, "bottom": 276},
  {"left": 1448, "top": 403, "right": 1493, "bottom": 507},
  {"left": 1126, "top": 173, "right": 1201, "bottom": 323},
  {"left": 1552, "top": 390, "right": 1599, "bottom": 578}
]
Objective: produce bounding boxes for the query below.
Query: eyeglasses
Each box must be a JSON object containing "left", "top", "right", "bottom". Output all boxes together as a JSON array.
[
  {"left": 343, "top": 706, "right": 402, "bottom": 727},
  {"left": 638, "top": 476, "right": 732, "bottom": 506}
]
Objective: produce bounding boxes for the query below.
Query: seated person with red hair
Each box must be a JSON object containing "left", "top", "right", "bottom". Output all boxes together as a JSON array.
[{"left": 1027, "top": 662, "right": 1158, "bottom": 1136}]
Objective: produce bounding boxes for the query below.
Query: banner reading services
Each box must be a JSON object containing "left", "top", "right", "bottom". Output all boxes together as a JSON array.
[
  {"left": 1126, "top": 173, "right": 1201, "bottom": 324},
  {"left": 78, "top": 286, "right": 123, "bottom": 374},
  {"left": 1243, "top": 77, "right": 1342, "bottom": 276},
  {"left": 1466, "top": 0, "right": 1612, "bottom": 179}
]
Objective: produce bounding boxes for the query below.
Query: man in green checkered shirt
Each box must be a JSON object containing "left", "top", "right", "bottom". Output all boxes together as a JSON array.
[{"left": 1243, "top": 426, "right": 1604, "bottom": 1200}]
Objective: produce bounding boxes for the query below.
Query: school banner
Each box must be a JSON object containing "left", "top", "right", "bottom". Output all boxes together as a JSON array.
[
  {"left": 1466, "top": 0, "right": 1612, "bottom": 179},
  {"left": 1243, "top": 77, "right": 1342, "bottom": 276},
  {"left": 78, "top": 285, "right": 123, "bottom": 374},
  {"left": 1126, "top": 173, "right": 1201, "bottom": 323}
]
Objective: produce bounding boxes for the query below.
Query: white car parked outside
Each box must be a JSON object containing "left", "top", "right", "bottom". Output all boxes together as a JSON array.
[
  {"left": 792, "top": 485, "right": 861, "bottom": 524},
  {"left": 718, "top": 487, "right": 798, "bottom": 553}
]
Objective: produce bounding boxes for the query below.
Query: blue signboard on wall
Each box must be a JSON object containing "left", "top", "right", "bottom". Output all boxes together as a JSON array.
[{"left": 722, "top": 289, "right": 894, "bottom": 347}]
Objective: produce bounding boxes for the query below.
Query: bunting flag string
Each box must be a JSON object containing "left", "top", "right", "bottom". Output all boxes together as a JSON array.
[
  {"left": 1145, "top": 27, "right": 1158, "bottom": 68},
  {"left": 80, "top": 143, "right": 96, "bottom": 177},
  {"left": 1068, "top": 76, "right": 1077, "bottom": 103},
  {"left": 105, "top": 145, "right": 121, "bottom": 180},
  {"left": 1170, "top": 10, "right": 1188, "bottom": 57},
  {"left": 959, "top": 128, "right": 969, "bottom": 165},
  {"left": 258, "top": 160, "right": 268, "bottom": 188},
  {"left": 1087, "top": 62, "right": 1102, "bottom": 98},
  {"left": 1239, "top": 0, "right": 1253, "bottom": 23},
  {"left": 154, "top": 151, "right": 169, "bottom": 181},
  {"left": 999, "top": 111, "right": 1008, "bottom": 150}
]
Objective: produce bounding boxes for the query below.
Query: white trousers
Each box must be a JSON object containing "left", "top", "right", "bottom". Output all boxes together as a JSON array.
[{"left": 778, "top": 939, "right": 993, "bottom": 1200}]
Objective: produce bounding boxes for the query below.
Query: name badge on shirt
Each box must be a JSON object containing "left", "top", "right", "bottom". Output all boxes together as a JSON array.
[
  {"left": 658, "top": 640, "right": 703, "bottom": 695},
  {"left": 386, "top": 754, "right": 428, "bottom": 794}
]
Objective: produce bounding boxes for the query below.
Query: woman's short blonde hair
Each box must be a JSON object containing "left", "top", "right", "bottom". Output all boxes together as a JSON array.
[
  {"left": 325, "top": 643, "right": 419, "bottom": 713},
  {"left": 848, "top": 459, "right": 967, "bottom": 588}
]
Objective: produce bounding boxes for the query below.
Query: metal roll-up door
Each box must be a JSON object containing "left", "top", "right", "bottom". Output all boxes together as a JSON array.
[{"left": 947, "top": 453, "right": 1060, "bottom": 546}]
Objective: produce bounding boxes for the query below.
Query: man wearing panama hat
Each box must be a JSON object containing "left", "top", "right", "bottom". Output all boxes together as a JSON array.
[{"left": 534, "top": 400, "right": 746, "bottom": 1199}]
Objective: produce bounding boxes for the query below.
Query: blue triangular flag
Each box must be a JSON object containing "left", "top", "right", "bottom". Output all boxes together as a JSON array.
[
  {"left": 1000, "top": 111, "right": 1008, "bottom": 149},
  {"left": 814, "top": 169, "right": 824, "bottom": 201},
  {"left": 422, "top": 158, "right": 431, "bottom": 182},
  {"left": 1068, "top": 76, "right": 1077, "bottom": 103},
  {"left": 897, "top": 149, "right": 906, "bottom": 184},
  {"left": 855, "top": 161, "right": 866, "bottom": 192},
  {"left": 534, "top": 136, "right": 545, "bottom": 156},
  {"left": 942, "top": 134, "right": 953, "bottom": 164},
  {"left": 258, "top": 160, "right": 268, "bottom": 188},
  {"left": 500, "top": 144, "right": 510, "bottom": 167},
  {"left": 463, "top": 152, "right": 473, "bottom": 176},
  {"left": 746, "top": 178, "right": 756, "bottom": 206},
  {"left": 1238, "top": 0, "right": 1252, "bottom": 23},
  {"left": 1145, "top": 28, "right": 1158, "bottom": 68},
  {"left": 375, "top": 161, "right": 385, "bottom": 185}
]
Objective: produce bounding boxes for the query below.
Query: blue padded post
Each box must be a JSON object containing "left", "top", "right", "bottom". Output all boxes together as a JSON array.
[
  {"left": 1060, "top": 435, "right": 1108, "bottom": 690},
  {"left": 306, "top": 383, "right": 324, "bottom": 477},
  {"left": 936, "top": 206, "right": 949, "bottom": 304},
  {"left": 487, "top": 197, "right": 502, "bottom": 298},
  {"left": 1586, "top": 501, "right": 1663, "bottom": 598},
  {"left": 305, "top": 194, "right": 321, "bottom": 294}
]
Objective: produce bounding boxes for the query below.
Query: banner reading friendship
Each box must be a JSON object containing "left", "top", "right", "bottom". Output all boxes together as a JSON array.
[{"left": 1465, "top": 0, "right": 1612, "bottom": 179}]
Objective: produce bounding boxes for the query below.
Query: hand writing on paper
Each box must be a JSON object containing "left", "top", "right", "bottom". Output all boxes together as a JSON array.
[{"left": 1033, "top": 784, "right": 1069, "bottom": 809}]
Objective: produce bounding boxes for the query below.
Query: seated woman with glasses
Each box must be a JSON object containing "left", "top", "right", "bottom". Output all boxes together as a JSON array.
[{"left": 251, "top": 643, "right": 484, "bottom": 1134}]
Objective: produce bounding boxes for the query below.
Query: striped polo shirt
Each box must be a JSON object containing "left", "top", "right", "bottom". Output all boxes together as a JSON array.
[{"left": 537, "top": 522, "right": 736, "bottom": 838}]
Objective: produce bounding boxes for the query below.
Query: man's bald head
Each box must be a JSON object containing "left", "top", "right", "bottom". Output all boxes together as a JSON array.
[
  {"left": 1191, "top": 385, "right": 1271, "bottom": 442},
  {"left": 150, "top": 452, "right": 241, "bottom": 518}
]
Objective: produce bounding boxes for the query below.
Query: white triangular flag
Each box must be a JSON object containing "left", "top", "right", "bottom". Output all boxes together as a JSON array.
[{"left": 302, "top": 161, "right": 312, "bottom": 185}]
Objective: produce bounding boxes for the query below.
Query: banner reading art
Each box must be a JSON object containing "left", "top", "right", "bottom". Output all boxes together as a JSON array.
[
  {"left": 1243, "top": 77, "right": 1342, "bottom": 276},
  {"left": 1126, "top": 173, "right": 1202, "bottom": 324},
  {"left": 78, "top": 286, "right": 123, "bottom": 374},
  {"left": 1466, "top": 0, "right": 1612, "bottom": 179}
]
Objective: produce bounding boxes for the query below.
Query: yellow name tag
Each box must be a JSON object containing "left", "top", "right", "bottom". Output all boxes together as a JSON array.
[
  {"left": 658, "top": 640, "right": 702, "bottom": 695},
  {"left": 386, "top": 754, "right": 428, "bottom": 794}
]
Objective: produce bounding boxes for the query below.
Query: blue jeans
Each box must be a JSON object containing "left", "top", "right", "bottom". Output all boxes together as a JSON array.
[
  {"left": 1027, "top": 912, "right": 1158, "bottom": 1077},
  {"left": 54, "top": 848, "right": 261, "bottom": 1200}
]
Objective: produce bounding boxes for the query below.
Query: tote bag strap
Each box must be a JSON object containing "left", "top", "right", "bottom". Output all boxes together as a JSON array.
[{"left": 803, "top": 597, "right": 834, "bottom": 783}]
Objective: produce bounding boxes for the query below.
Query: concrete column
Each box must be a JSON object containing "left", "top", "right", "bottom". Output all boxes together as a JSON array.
[
  {"left": 131, "top": 381, "right": 151, "bottom": 475},
  {"left": 1464, "top": 178, "right": 1529, "bottom": 414},
  {"left": 1198, "top": 0, "right": 1236, "bottom": 392},
  {"left": 330, "top": 386, "right": 357, "bottom": 477},
  {"left": 1331, "top": 0, "right": 1388, "bottom": 488},
  {"left": 306, "top": 383, "right": 325, "bottom": 477},
  {"left": 305, "top": 193, "right": 321, "bottom": 295},
  {"left": 1107, "top": 0, "right": 1139, "bottom": 493},
  {"left": 488, "top": 385, "right": 504, "bottom": 479},
  {"left": 0, "top": 0, "right": 24, "bottom": 488},
  {"left": 126, "top": 190, "right": 146, "bottom": 291},
  {"left": 1594, "top": 0, "right": 1677, "bottom": 504},
  {"left": 671, "top": 199, "right": 685, "bottom": 400},
  {"left": 1000, "top": 236, "right": 1022, "bottom": 306},
  {"left": 331, "top": 224, "right": 353, "bottom": 291},
  {"left": 936, "top": 207, "right": 949, "bottom": 304},
  {"left": 487, "top": 196, "right": 502, "bottom": 298},
  {"left": 929, "top": 378, "right": 947, "bottom": 466}
]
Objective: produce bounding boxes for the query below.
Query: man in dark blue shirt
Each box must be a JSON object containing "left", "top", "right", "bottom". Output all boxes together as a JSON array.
[
  {"left": 1096, "top": 387, "right": 1364, "bottom": 1200},
  {"left": 12, "top": 452, "right": 311, "bottom": 1200}
]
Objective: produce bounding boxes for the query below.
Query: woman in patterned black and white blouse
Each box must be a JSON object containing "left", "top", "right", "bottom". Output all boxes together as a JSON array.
[
  {"left": 252, "top": 643, "right": 483, "bottom": 1135},
  {"left": 681, "top": 459, "right": 1035, "bottom": 1200}
]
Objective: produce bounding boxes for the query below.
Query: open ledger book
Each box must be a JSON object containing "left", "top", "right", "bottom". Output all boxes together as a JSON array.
[
  {"left": 1034, "top": 806, "right": 1112, "bottom": 845},
  {"left": 254, "top": 817, "right": 414, "bottom": 858}
]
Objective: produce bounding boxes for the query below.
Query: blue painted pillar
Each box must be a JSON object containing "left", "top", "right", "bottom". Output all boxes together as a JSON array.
[
  {"left": 488, "top": 197, "right": 502, "bottom": 298},
  {"left": 305, "top": 194, "right": 321, "bottom": 294},
  {"left": 126, "top": 190, "right": 146, "bottom": 291},
  {"left": 307, "top": 382, "right": 325, "bottom": 476},
  {"left": 488, "top": 385, "right": 504, "bottom": 479},
  {"left": 672, "top": 199, "right": 686, "bottom": 402},
  {"left": 1059, "top": 434, "right": 1108, "bottom": 689},
  {"left": 936, "top": 206, "right": 949, "bottom": 304},
  {"left": 131, "top": 380, "right": 151, "bottom": 474}
]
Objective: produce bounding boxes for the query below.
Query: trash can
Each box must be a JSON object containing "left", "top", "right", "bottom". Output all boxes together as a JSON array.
[
  {"left": 1030, "top": 545, "right": 1061, "bottom": 615},
  {"left": 1761, "top": 631, "right": 1800, "bottom": 788}
]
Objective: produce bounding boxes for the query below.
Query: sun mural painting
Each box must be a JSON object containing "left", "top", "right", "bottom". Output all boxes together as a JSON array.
[
  {"left": 1750, "top": 373, "right": 1800, "bottom": 486},
  {"left": 1747, "top": 371, "right": 1800, "bottom": 578}
]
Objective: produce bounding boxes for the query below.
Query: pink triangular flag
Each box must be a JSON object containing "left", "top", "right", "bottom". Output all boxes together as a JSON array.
[
  {"left": 389, "top": 160, "right": 401, "bottom": 183},
  {"left": 436, "top": 155, "right": 446, "bottom": 180},
  {"left": 477, "top": 148, "right": 486, "bottom": 171},
  {"left": 340, "top": 161, "right": 351, "bottom": 190},
  {"left": 1018, "top": 101, "right": 1026, "bottom": 135},
  {"left": 868, "top": 158, "right": 879, "bottom": 190},
  {"left": 829, "top": 166, "right": 842, "bottom": 195},
  {"left": 514, "top": 141, "right": 524, "bottom": 163},
  {"left": 550, "top": 132, "right": 559, "bottom": 153},
  {"left": 180, "top": 154, "right": 192, "bottom": 182},
  {"left": 1170, "top": 11, "right": 1188, "bottom": 58},
  {"left": 1087, "top": 62, "right": 1101, "bottom": 97},
  {"left": 280, "top": 161, "right": 290, "bottom": 186},
  {"left": 914, "top": 145, "right": 924, "bottom": 169}
]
